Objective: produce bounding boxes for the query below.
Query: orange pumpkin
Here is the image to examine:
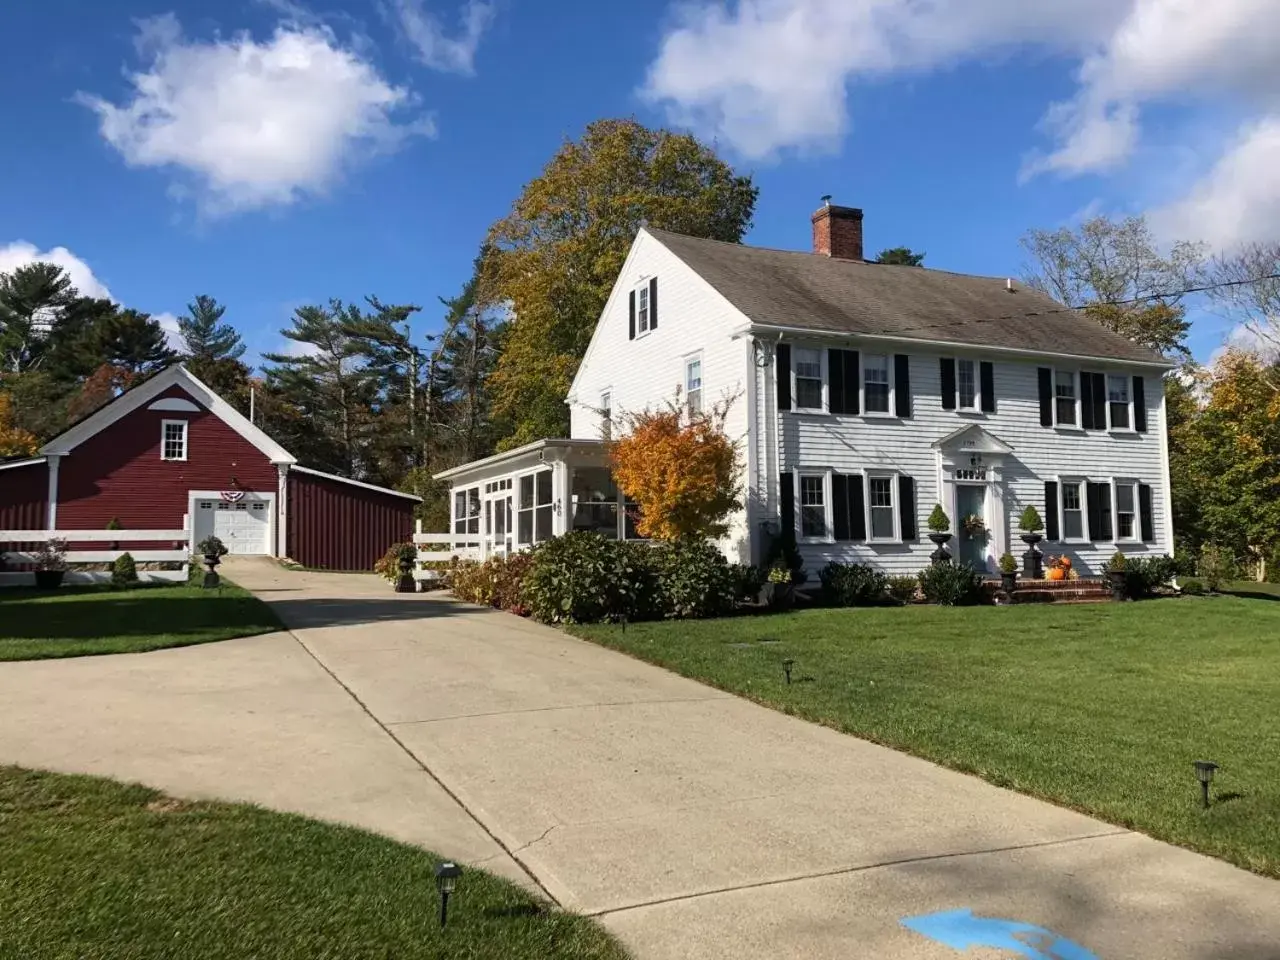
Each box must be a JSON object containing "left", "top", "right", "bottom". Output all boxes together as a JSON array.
[
  {"left": 1058, "top": 556, "right": 1072, "bottom": 570},
  {"left": 1046, "top": 567, "right": 1066, "bottom": 581}
]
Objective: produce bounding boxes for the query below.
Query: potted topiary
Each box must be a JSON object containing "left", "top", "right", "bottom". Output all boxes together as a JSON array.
[
  {"left": 33, "top": 538, "right": 69, "bottom": 589},
  {"left": 197, "top": 535, "right": 229, "bottom": 588},
  {"left": 394, "top": 543, "right": 419, "bottom": 593},
  {"left": 926, "top": 504, "right": 953, "bottom": 565},
  {"left": 1106, "top": 551, "right": 1128, "bottom": 601},
  {"left": 998, "top": 552, "right": 1018, "bottom": 595},
  {"left": 1019, "top": 505, "right": 1045, "bottom": 580}
]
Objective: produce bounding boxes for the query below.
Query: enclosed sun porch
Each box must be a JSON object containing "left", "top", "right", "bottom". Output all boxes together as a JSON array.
[{"left": 417, "top": 439, "right": 644, "bottom": 564}]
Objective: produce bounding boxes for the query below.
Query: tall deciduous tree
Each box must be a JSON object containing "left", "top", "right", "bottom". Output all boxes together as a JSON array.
[
  {"left": 1020, "top": 215, "right": 1205, "bottom": 361},
  {"left": 484, "top": 118, "right": 758, "bottom": 448},
  {"left": 1206, "top": 242, "right": 1280, "bottom": 357}
]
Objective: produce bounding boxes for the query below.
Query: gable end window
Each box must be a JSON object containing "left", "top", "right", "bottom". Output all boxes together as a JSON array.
[
  {"left": 685, "top": 357, "right": 703, "bottom": 417},
  {"left": 599, "top": 391, "right": 612, "bottom": 441},
  {"left": 161, "top": 420, "right": 188, "bottom": 461},
  {"left": 636, "top": 284, "right": 650, "bottom": 335}
]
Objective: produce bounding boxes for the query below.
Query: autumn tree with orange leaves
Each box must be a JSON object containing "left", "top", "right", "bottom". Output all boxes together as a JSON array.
[
  {"left": 608, "top": 400, "right": 742, "bottom": 542},
  {"left": 0, "top": 390, "right": 39, "bottom": 456}
]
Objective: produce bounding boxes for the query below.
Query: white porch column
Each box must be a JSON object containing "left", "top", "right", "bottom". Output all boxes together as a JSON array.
[
  {"left": 46, "top": 455, "right": 61, "bottom": 529},
  {"left": 276, "top": 464, "right": 289, "bottom": 557},
  {"left": 552, "top": 460, "right": 570, "bottom": 537}
]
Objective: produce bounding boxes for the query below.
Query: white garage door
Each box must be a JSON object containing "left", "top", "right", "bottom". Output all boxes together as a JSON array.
[{"left": 193, "top": 499, "right": 271, "bottom": 555}]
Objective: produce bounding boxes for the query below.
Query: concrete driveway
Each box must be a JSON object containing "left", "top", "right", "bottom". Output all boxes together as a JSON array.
[{"left": 3, "top": 559, "right": 1278, "bottom": 959}]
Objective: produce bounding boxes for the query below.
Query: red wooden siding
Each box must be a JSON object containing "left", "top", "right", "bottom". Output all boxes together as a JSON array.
[
  {"left": 0, "top": 461, "right": 48, "bottom": 530},
  {"left": 57, "top": 385, "right": 278, "bottom": 530},
  {"left": 287, "top": 471, "right": 414, "bottom": 570}
]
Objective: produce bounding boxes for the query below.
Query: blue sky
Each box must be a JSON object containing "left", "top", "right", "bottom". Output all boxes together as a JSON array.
[{"left": 2, "top": 0, "right": 1276, "bottom": 366}]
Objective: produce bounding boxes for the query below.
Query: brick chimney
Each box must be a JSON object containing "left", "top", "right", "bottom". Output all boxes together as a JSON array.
[{"left": 811, "top": 200, "right": 864, "bottom": 260}]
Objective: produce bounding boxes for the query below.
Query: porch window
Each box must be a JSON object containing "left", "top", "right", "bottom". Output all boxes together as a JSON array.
[
  {"left": 517, "top": 471, "right": 554, "bottom": 545},
  {"left": 572, "top": 467, "right": 620, "bottom": 539},
  {"left": 453, "top": 486, "right": 481, "bottom": 536},
  {"left": 868, "top": 474, "right": 896, "bottom": 541}
]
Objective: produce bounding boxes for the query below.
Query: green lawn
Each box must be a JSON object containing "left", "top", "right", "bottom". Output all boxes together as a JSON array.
[
  {"left": 570, "top": 587, "right": 1280, "bottom": 879},
  {"left": 0, "top": 767, "right": 626, "bottom": 960},
  {"left": 0, "top": 581, "right": 283, "bottom": 661}
]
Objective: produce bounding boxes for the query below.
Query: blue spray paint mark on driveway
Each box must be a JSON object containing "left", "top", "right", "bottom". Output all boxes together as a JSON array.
[{"left": 902, "top": 908, "right": 1099, "bottom": 959}]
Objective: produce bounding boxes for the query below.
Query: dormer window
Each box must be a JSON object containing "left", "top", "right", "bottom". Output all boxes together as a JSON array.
[{"left": 161, "top": 420, "right": 188, "bottom": 461}]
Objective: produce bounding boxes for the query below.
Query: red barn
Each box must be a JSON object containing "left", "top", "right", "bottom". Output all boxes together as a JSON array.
[{"left": 0, "top": 365, "right": 419, "bottom": 570}]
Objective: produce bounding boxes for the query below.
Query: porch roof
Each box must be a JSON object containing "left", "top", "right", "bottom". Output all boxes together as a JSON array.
[{"left": 432, "top": 438, "right": 605, "bottom": 484}]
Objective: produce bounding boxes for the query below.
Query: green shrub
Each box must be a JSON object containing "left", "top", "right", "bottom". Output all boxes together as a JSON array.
[
  {"left": 1107, "top": 550, "right": 1127, "bottom": 573},
  {"left": 998, "top": 552, "right": 1017, "bottom": 575},
  {"left": 521, "top": 532, "right": 657, "bottom": 624},
  {"left": 452, "top": 553, "right": 535, "bottom": 614},
  {"left": 729, "top": 563, "right": 767, "bottom": 602},
  {"left": 1124, "top": 555, "right": 1177, "bottom": 598},
  {"left": 111, "top": 552, "right": 138, "bottom": 587},
  {"left": 926, "top": 505, "right": 950, "bottom": 533},
  {"left": 1197, "top": 543, "right": 1237, "bottom": 593},
  {"left": 1180, "top": 577, "right": 1205, "bottom": 596},
  {"left": 819, "top": 562, "right": 889, "bottom": 607},
  {"left": 887, "top": 575, "right": 918, "bottom": 605},
  {"left": 652, "top": 538, "right": 737, "bottom": 619},
  {"left": 917, "top": 562, "right": 984, "bottom": 606}
]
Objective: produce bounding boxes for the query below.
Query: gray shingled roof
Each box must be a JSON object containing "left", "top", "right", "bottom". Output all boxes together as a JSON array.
[{"left": 647, "top": 228, "right": 1167, "bottom": 365}]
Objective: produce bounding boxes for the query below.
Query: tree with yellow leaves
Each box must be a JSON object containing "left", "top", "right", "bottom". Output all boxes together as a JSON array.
[
  {"left": 0, "top": 390, "right": 39, "bottom": 457},
  {"left": 608, "top": 400, "right": 742, "bottom": 542}
]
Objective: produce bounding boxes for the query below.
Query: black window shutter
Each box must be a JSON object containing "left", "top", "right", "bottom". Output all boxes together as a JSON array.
[
  {"left": 1038, "top": 368, "right": 1053, "bottom": 426},
  {"left": 776, "top": 343, "right": 792, "bottom": 411},
  {"left": 1133, "top": 376, "right": 1147, "bottom": 432},
  {"left": 1044, "top": 482, "right": 1060, "bottom": 541},
  {"left": 1087, "top": 482, "right": 1113, "bottom": 541},
  {"left": 628, "top": 291, "right": 636, "bottom": 341},
  {"left": 849, "top": 474, "right": 867, "bottom": 541},
  {"left": 894, "top": 355, "right": 911, "bottom": 418},
  {"left": 648, "top": 277, "right": 658, "bottom": 330},
  {"left": 829, "top": 349, "right": 847, "bottom": 415},
  {"left": 1080, "top": 373, "right": 1096, "bottom": 429},
  {"left": 845, "top": 350, "right": 860, "bottom": 415},
  {"left": 1139, "top": 483, "right": 1155, "bottom": 542},
  {"left": 1093, "top": 373, "right": 1108, "bottom": 430},
  {"left": 832, "top": 474, "right": 850, "bottom": 541},
  {"left": 780, "top": 473, "right": 795, "bottom": 539},
  {"left": 980, "top": 362, "right": 996, "bottom": 414},
  {"left": 898, "top": 476, "right": 916, "bottom": 539},
  {"left": 941, "top": 358, "right": 957, "bottom": 410}
]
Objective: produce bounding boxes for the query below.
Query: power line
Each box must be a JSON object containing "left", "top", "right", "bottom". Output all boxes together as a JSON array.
[{"left": 880, "top": 272, "right": 1280, "bottom": 339}]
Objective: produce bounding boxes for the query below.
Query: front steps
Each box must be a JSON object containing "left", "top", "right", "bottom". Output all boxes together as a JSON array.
[{"left": 1001, "top": 577, "right": 1113, "bottom": 604}]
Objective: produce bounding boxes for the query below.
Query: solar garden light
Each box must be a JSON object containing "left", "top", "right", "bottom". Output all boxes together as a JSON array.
[
  {"left": 783, "top": 658, "right": 794, "bottom": 685},
  {"left": 435, "top": 861, "right": 462, "bottom": 928},
  {"left": 1193, "top": 761, "right": 1218, "bottom": 809}
]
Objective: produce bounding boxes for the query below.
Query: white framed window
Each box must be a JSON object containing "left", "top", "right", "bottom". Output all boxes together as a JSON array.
[
  {"left": 453, "top": 486, "right": 481, "bottom": 536},
  {"left": 1107, "top": 375, "right": 1132, "bottom": 431},
  {"left": 517, "top": 471, "right": 555, "bottom": 545},
  {"left": 636, "top": 283, "right": 651, "bottom": 335},
  {"left": 685, "top": 356, "right": 703, "bottom": 417},
  {"left": 798, "top": 472, "right": 829, "bottom": 540},
  {"left": 1060, "top": 478, "right": 1086, "bottom": 542},
  {"left": 161, "top": 420, "right": 188, "bottom": 461},
  {"left": 599, "top": 391, "right": 612, "bottom": 441},
  {"left": 866, "top": 472, "right": 898, "bottom": 541},
  {"left": 956, "top": 359, "right": 979, "bottom": 411},
  {"left": 793, "top": 347, "right": 825, "bottom": 412},
  {"left": 1054, "top": 370, "right": 1078, "bottom": 427},
  {"left": 863, "top": 353, "right": 892, "bottom": 414},
  {"left": 1114, "top": 480, "right": 1139, "bottom": 541}
]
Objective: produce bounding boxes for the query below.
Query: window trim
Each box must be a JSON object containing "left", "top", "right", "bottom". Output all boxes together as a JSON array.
[
  {"left": 635, "top": 282, "right": 651, "bottom": 337},
  {"left": 1112, "top": 478, "right": 1141, "bottom": 543},
  {"left": 794, "top": 469, "right": 833, "bottom": 543},
  {"left": 953, "top": 357, "right": 981, "bottom": 413},
  {"left": 1106, "top": 374, "right": 1136, "bottom": 432},
  {"left": 1052, "top": 369, "right": 1081, "bottom": 429},
  {"left": 860, "top": 352, "right": 896, "bottom": 418},
  {"left": 684, "top": 353, "right": 704, "bottom": 418},
  {"left": 515, "top": 469, "right": 555, "bottom": 546},
  {"left": 864, "top": 469, "right": 901, "bottom": 543},
  {"left": 160, "top": 419, "right": 188, "bottom": 462},
  {"left": 453, "top": 485, "right": 482, "bottom": 537},
  {"left": 790, "top": 344, "right": 828, "bottom": 414},
  {"left": 599, "top": 389, "right": 612, "bottom": 441},
  {"left": 1056, "top": 475, "right": 1089, "bottom": 544}
]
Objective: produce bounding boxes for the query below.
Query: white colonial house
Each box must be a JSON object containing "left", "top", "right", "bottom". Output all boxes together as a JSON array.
[{"left": 434, "top": 201, "right": 1175, "bottom": 577}]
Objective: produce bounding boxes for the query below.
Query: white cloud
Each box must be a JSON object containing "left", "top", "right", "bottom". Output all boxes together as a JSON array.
[
  {"left": 1150, "top": 117, "right": 1280, "bottom": 250},
  {"left": 0, "top": 242, "right": 113, "bottom": 300},
  {"left": 153, "top": 311, "right": 184, "bottom": 350},
  {"left": 79, "top": 15, "right": 433, "bottom": 216},
  {"left": 391, "top": 0, "right": 493, "bottom": 74}
]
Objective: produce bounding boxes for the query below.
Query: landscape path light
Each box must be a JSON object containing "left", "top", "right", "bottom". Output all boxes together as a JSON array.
[
  {"left": 435, "top": 861, "right": 462, "bottom": 928},
  {"left": 1193, "top": 761, "right": 1218, "bottom": 810}
]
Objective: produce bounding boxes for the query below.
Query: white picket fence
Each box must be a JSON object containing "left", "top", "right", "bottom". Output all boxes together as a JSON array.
[
  {"left": 412, "top": 524, "right": 503, "bottom": 586},
  {"left": 0, "top": 529, "right": 191, "bottom": 585}
]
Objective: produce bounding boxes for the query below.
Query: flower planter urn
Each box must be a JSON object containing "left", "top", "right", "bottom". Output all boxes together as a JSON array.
[
  {"left": 34, "top": 570, "right": 65, "bottom": 590},
  {"left": 202, "top": 554, "right": 222, "bottom": 589},
  {"left": 759, "top": 581, "right": 794, "bottom": 609},
  {"left": 1107, "top": 569, "right": 1128, "bottom": 601},
  {"left": 395, "top": 555, "right": 417, "bottom": 594},
  {"left": 1020, "top": 533, "right": 1044, "bottom": 580},
  {"left": 1000, "top": 571, "right": 1018, "bottom": 595},
  {"left": 927, "top": 532, "right": 953, "bottom": 566}
]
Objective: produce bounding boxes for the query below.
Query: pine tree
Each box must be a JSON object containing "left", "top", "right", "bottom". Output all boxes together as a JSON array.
[{"left": 179, "top": 296, "right": 245, "bottom": 363}]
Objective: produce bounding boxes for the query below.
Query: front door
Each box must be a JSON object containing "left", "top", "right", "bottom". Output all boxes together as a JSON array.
[{"left": 955, "top": 485, "right": 988, "bottom": 570}]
